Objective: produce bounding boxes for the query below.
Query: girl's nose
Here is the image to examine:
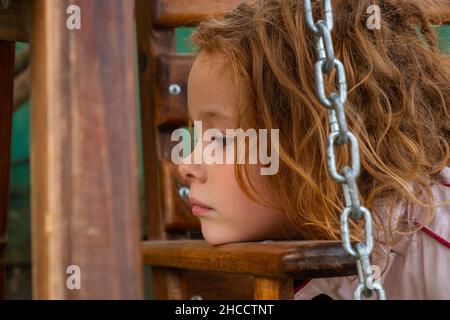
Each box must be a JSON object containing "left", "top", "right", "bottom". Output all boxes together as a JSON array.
[{"left": 178, "top": 152, "right": 207, "bottom": 184}]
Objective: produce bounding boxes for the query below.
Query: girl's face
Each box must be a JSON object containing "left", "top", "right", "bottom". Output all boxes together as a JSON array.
[{"left": 178, "top": 50, "right": 295, "bottom": 245}]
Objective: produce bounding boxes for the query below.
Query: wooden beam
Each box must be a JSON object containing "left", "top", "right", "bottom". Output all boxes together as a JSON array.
[
  {"left": 30, "top": 0, "right": 143, "bottom": 299},
  {"left": 152, "top": 0, "right": 240, "bottom": 27},
  {"left": 136, "top": 0, "right": 177, "bottom": 240},
  {"left": 0, "top": 0, "right": 31, "bottom": 42},
  {"left": 0, "top": 0, "right": 449, "bottom": 41},
  {"left": 152, "top": 0, "right": 450, "bottom": 27},
  {"left": 142, "top": 240, "right": 357, "bottom": 279},
  {"left": 0, "top": 40, "right": 14, "bottom": 300}
]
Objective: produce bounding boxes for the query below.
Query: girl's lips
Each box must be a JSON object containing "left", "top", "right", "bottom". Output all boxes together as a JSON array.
[
  {"left": 191, "top": 205, "right": 213, "bottom": 216},
  {"left": 189, "top": 196, "right": 214, "bottom": 216}
]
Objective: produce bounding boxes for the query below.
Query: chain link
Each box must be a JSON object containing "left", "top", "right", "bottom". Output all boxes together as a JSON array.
[{"left": 303, "top": 0, "right": 386, "bottom": 300}]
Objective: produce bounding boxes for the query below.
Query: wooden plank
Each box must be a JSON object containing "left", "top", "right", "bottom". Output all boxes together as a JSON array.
[
  {"left": 0, "top": 40, "right": 15, "bottom": 300},
  {"left": 0, "top": 0, "right": 31, "bottom": 42},
  {"left": 136, "top": 0, "right": 173, "bottom": 241},
  {"left": 183, "top": 269, "right": 253, "bottom": 300},
  {"left": 142, "top": 240, "right": 357, "bottom": 279},
  {"left": 152, "top": 0, "right": 240, "bottom": 27},
  {"left": 0, "top": 0, "right": 448, "bottom": 41},
  {"left": 136, "top": 0, "right": 178, "bottom": 301},
  {"left": 152, "top": 268, "right": 254, "bottom": 299},
  {"left": 152, "top": 0, "right": 450, "bottom": 27},
  {"left": 151, "top": 267, "right": 184, "bottom": 299},
  {"left": 160, "top": 160, "right": 200, "bottom": 232},
  {"left": 30, "top": 0, "right": 143, "bottom": 299},
  {"left": 254, "top": 277, "right": 293, "bottom": 300},
  {"left": 155, "top": 54, "right": 193, "bottom": 127}
]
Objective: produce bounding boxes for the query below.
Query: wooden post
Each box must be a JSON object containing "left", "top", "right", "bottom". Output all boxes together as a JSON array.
[
  {"left": 136, "top": 0, "right": 177, "bottom": 300},
  {"left": 30, "top": 0, "right": 143, "bottom": 299},
  {"left": 0, "top": 41, "right": 15, "bottom": 299},
  {"left": 254, "top": 277, "right": 293, "bottom": 300}
]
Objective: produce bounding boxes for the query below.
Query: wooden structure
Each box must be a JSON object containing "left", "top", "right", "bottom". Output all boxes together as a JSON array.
[
  {"left": 0, "top": 0, "right": 449, "bottom": 300},
  {"left": 1, "top": 0, "right": 143, "bottom": 299}
]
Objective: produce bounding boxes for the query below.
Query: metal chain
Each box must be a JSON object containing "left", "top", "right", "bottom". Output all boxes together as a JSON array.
[{"left": 303, "top": 0, "right": 386, "bottom": 300}]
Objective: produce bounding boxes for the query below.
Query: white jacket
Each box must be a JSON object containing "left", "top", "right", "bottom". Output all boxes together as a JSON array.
[{"left": 295, "top": 167, "right": 450, "bottom": 300}]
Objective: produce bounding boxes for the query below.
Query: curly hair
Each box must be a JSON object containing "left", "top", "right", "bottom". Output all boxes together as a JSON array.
[{"left": 189, "top": 0, "right": 450, "bottom": 249}]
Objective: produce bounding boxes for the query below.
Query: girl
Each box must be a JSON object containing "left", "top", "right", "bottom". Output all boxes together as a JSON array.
[{"left": 178, "top": 0, "right": 450, "bottom": 299}]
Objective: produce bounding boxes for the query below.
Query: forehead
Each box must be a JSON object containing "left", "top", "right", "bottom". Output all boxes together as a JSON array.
[{"left": 187, "top": 51, "right": 236, "bottom": 125}]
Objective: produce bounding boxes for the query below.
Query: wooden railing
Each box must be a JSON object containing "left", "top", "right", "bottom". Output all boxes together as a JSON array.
[{"left": 1, "top": 0, "right": 450, "bottom": 42}]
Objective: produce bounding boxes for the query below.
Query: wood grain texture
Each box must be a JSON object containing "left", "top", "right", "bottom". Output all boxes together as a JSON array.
[
  {"left": 160, "top": 160, "right": 200, "bottom": 232},
  {"left": 136, "top": 0, "right": 171, "bottom": 241},
  {"left": 254, "top": 277, "right": 293, "bottom": 300},
  {"left": 152, "top": 0, "right": 240, "bottom": 27},
  {"left": 0, "top": 40, "right": 14, "bottom": 300},
  {"left": 151, "top": 267, "right": 185, "bottom": 300},
  {"left": 0, "top": 0, "right": 30, "bottom": 42},
  {"left": 152, "top": 267, "right": 254, "bottom": 299},
  {"left": 136, "top": 0, "right": 191, "bottom": 300},
  {"left": 136, "top": 7, "right": 199, "bottom": 240},
  {"left": 155, "top": 54, "right": 193, "bottom": 127},
  {"left": 183, "top": 269, "right": 254, "bottom": 300},
  {"left": 152, "top": 0, "right": 450, "bottom": 27},
  {"left": 0, "top": 0, "right": 449, "bottom": 42},
  {"left": 142, "top": 240, "right": 357, "bottom": 279},
  {"left": 30, "top": 0, "right": 143, "bottom": 299}
]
